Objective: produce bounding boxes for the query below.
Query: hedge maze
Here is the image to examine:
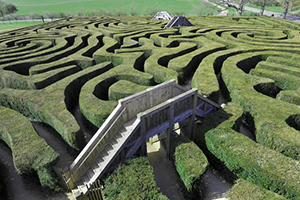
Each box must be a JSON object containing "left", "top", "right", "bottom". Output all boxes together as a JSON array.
[{"left": 1, "top": 15, "right": 300, "bottom": 198}]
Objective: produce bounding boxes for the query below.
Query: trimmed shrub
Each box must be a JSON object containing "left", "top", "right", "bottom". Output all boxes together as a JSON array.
[
  {"left": 205, "top": 118, "right": 300, "bottom": 199},
  {"left": 168, "top": 37, "right": 225, "bottom": 84},
  {"left": 171, "top": 134, "right": 209, "bottom": 199},
  {"left": 222, "top": 51, "right": 300, "bottom": 160},
  {"left": 108, "top": 80, "right": 150, "bottom": 101},
  {"left": 0, "top": 106, "right": 60, "bottom": 190},
  {"left": 227, "top": 179, "right": 287, "bottom": 200},
  {"left": 80, "top": 54, "right": 153, "bottom": 127},
  {"left": 103, "top": 157, "right": 168, "bottom": 200},
  {"left": 277, "top": 89, "right": 300, "bottom": 105}
]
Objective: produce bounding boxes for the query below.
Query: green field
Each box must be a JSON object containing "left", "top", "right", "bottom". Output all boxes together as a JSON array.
[
  {"left": 0, "top": 21, "right": 43, "bottom": 30},
  {"left": 9, "top": 0, "right": 219, "bottom": 16},
  {"left": 246, "top": 4, "right": 283, "bottom": 13}
]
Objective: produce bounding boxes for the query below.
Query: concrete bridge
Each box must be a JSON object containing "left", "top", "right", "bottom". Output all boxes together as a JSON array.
[{"left": 62, "top": 79, "right": 220, "bottom": 199}]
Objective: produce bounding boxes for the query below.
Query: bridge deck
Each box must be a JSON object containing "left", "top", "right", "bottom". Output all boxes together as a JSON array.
[{"left": 61, "top": 79, "right": 220, "bottom": 199}]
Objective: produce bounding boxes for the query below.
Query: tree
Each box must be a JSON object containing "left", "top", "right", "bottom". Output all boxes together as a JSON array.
[
  {"left": 4, "top": 3, "right": 18, "bottom": 15},
  {"left": 282, "top": 0, "right": 291, "bottom": 19},
  {"left": 259, "top": 0, "right": 267, "bottom": 16},
  {"left": 221, "top": 0, "right": 246, "bottom": 16},
  {"left": 28, "top": 12, "right": 38, "bottom": 21},
  {"left": 0, "top": 1, "right": 18, "bottom": 23},
  {"left": 0, "top": 0, "right": 5, "bottom": 21},
  {"left": 43, "top": 11, "right": 56, "bottom": 21}
]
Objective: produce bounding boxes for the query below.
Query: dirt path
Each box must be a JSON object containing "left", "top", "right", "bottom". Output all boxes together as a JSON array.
[
  {"left": 0, "top": 139, "right": 74, "bottom": 200},
  {"left": 147, "top": 143, "right": 185, "bottom": 200},
  {"left": 202, "top": 167, "right": 232, "bottom": 200},
  {"left": 0, "top": 122, "right": 76, "bottom": 200}
]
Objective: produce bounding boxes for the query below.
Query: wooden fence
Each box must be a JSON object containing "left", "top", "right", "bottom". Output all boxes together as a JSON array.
[{"left": 85, "top": 180, "right": 105, "bottom": 200}]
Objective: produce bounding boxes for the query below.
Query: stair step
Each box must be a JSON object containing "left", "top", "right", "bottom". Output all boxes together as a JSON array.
[
  {"left": 195, "top": 109, "right": 205, "bottom": 117},
  {"left": 118, "top": 126, "right": 127, "bottom": 135},
  {"left": 77, "top": 181, "right": 85, "bottom": 192},
  {"left": 105, "top": 143, "right": 114, "bottom": 154},
  {"left": 123, "top": 117, "right": 137, "bottom": 131},
  {"left": 110, "top": 137, "right": 118, "bottom": 147},
  {"left": 82, "top": 174, "right": 89, "bottom": 185},
  {"left": 114, "top": 128, "right": 126, "bottom": 141},
  {"left": 72, "top": 187, "right": 82, "bottom": 198},
  {"left": 91, "top": 162, "right": 100, "bottom": 172},
  {"left": 96, "top": 156, "right": 104, "bottom": 165},
  {"left": 87, "top": 168, "right": 95, "bottom": 179},
  {"left": 100, "top": 150, "right": 109, "bottom": 159}
]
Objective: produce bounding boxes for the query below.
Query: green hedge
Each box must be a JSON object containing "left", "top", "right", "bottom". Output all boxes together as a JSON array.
[
  {"left": 171, "top": 134, "right": 208, "bottom": 199},
  {"left": 0, "top": 106, "right": 60, "bottom": 190},
  {"left": 108, "top": 80, "right": 150, "bottom": 101},
  {"left": 222, "top": 51, "right": 300, "bottom": 160},
  {"left": 103, "top": 157, "right": 168, "bottom": 200},
  {"left": 0, "top": 62, "right": 119, "bottom": 150},
  {"left": 80, "top": 53, "right": 153, "bottom": 127},
  {"left": 277, "top": 89, "right": 300, "bottom": 106},
  {"left": 227, "top": 179, "right": 287, "bottom": 200},
  {"left": 93, "top": 36, "right": 119, "bottom": 64},
  {"left": 205, "top": 110, "right": 300, "bottom": 199},
  {"left": 168, "top": 37, "right": 225, "bottom": 84},
  {"left": 144, "top": 42, "right": 198, "bottom": 83}
]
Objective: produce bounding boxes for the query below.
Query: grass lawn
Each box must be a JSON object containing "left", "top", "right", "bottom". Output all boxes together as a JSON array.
[
  {"left": 245, "top": 4, "right": 283, "bottom": 13},
  {"left": 0, "top": 21, "right": 43, "bottom": 30},
  {"left": 8, "top": 0, "right": 219, "bottom": 16}
]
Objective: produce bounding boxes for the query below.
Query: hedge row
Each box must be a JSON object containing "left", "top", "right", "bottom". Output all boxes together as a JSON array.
[
  {"left": 205, "top": 103, "right": 300, "bottom": 199},
  {"left": 0, "top": 106, "right": 60, "bottom": 190},
  {"left": 93, "top": 36, "right": 120, "bottom": 64},
  {"left": 171, "top": 133, "right": 209, "bottom": 199},
  {"left": 108, "top": 80, "right": 150, "bottom": 101},
  {"left": 191, "top": 46, "right": 270, "bottom": 98},
  {"left": 103, "top": 157, "right": 168, "bottom": 200},
  {"left": 0, "top": 62, "right": 117, "bottom": 150},
  {"left": 168, "top": 37, "right": 225, "bottom": 84},
  {"left": 227, "top": 179, "right": 287, "bottom": 200},
  {"left": 144, "top": 41, "right": 198, "bottom": 83},
  {"left": 79, "top": 54, "right": 153, "bottom": 127},
  {"left": 222, "top": 51, "right": 300, "bottom": 160}
]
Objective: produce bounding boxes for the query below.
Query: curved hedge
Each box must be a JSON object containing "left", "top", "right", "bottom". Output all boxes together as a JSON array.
[
  {"left": 205, "top": 103, "right": 300, "bottom": 199},
  {"left": 0, "top": 106, "right": 60, "bottom": 190},
  {"left": 227, "top": 179, "right": 287, "bottom": 200}
]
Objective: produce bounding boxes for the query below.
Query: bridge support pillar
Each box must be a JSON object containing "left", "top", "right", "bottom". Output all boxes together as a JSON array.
[
  {"left": 167, "top": 103, "right": 174, "bottom": 160},
  {"left": 187, "top": 89, "right": 198, "bottom": 140},
  {"left": 140, "top": 116, "right": 147, "bottom": 156}
]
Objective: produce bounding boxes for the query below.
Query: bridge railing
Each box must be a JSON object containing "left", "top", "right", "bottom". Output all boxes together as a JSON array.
[
  {"left": 138, "top": 88, "right": 198, "bottom": 155},
  {"left": 63, "top": 104, "right": 126, "bottom": 189},
  {"left": 63, "top": 79, "right": 186, "bottom": 189},
  {"left": 196, "top": 94, "right": 221, "bottom": 117}
]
